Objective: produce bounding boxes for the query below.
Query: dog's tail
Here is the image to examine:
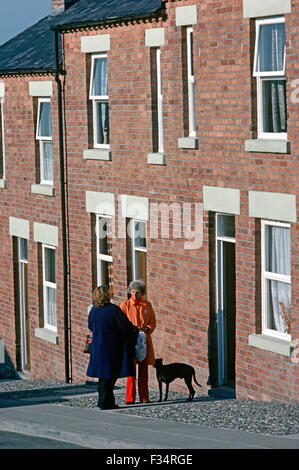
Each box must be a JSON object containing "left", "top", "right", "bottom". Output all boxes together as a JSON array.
[{"left": 193, "top": 372, "right": 202, "bottom": 387}]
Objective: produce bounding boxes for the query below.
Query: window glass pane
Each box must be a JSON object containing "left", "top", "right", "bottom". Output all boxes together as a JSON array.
[
  {"left": 189, "top": 30, "right": 194, "bottom": 76},
  {"left": 134, "top": 221, "right": 146, "bottom": 248},
  {"left": 99, "top": 260, "right": 113, "bottom": 289},
  {"left": 256, "top": 22, "right": 285, "bottom": 73},
  {"left": 19, "top": 238, "right": 28, "bottom": 261},
  {"left": 262, "top": 80, "right": 287, "bottom": 133},
  {"left": 265, "top": 225, "right": 290, "bottom": 275},
  {"left": 217, "top": 215, "right": 235, "bottom": 238},
  {"left": 266, "top": 279, "right": 291, "bottom": 334},
  {"left": 38, "top": 101, "right": 52, "bottom": 137},
  {"left": 42, "top": 141, "right": 53, "bottom": 181},
  {"left": 95, "top": 101, "right": 109, "bottom": 145},
  {"left": 135, "top": 251, "right": 146, "bottom": 281},
  {"left": 98, "top": 217, "right": 112, "bottom": 256},
  {"left": 92, "top": 57, "right": 108, "bottom": 96},
  {"left": 46, "top": 286, "right": 56, "bottom": 327},
  {"left": 44, "top": 248, "right": 56, "bottom": 283}
]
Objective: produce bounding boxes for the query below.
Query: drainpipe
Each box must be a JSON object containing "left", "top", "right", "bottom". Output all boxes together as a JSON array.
[{"left": 54, "top": 29, "right": 71, "bottom": 383}]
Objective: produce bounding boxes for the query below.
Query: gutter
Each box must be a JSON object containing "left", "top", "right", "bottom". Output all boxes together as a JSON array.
[
  {"left": 54, "top": 29, "right": 72, "bottom": 384},
  {"left": 0, "top": 69, "right": 57, "bottom": 76},
  {"left": 51, "top": 6, "right": 166, "bottom": 33}
]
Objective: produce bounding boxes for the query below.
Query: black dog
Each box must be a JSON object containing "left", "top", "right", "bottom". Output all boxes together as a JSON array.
[{"left": 154, "top": 358, "right": 202, "bottom": 402}]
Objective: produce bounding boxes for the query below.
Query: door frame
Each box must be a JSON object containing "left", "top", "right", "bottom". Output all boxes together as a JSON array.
[
  {"left": 215, "top": 213, "right": 236, "bottom": 386},
  {"left": 17, "top": 237, "right": 30, "bottom": 371}
]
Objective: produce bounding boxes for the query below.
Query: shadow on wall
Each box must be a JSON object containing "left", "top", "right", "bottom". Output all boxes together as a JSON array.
[{"left": 0, "top": 337, "right": 20, "bottom": 379}]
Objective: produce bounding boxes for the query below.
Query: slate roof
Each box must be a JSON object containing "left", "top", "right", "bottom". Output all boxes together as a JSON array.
[
  {"left": 0, "top": 13, "right": 62, "bottom": 74},
  {"left": 0, "top": 0, "right": 163, "bottom": 74},
  {"left": 53, "top": 0, "right": 163, "bottom": 30}
]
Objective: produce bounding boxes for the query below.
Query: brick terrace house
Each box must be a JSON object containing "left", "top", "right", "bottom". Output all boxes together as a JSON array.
[{"left": 0, "top": 0, "right": 298, "bottom": 403}]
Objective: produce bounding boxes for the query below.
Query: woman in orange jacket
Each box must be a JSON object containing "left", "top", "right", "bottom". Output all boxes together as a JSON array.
[{"left": 120, "top": 279, "right": 156, "bottom": 404}]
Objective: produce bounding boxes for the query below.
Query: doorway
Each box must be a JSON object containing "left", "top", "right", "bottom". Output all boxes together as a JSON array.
[
  {"left": 216, "top": 214, "right": 236, "bottom": 387},
  {"left": 16, "top": 238, "right": 30, "bottom": 371}
]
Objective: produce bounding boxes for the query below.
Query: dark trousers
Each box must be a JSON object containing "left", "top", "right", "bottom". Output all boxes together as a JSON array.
[{"left": 97, "top": 377, "right": 117, "bottom": 409}]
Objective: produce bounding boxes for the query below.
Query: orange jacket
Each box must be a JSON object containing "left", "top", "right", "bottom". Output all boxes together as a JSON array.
[{"left": 120, "top": 297, "right": 156, "bottom": 365}]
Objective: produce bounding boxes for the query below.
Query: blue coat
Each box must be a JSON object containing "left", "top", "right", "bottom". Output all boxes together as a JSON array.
[{"left": 86, "top": 303, "right": 138, "bottom": 379}]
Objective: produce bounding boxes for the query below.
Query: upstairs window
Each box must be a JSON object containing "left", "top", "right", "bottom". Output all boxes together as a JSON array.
[
  {"left": 89, "top": 54, "right": 109, "bottom": 148},
  {"left": 0, "top": 99, "right": 5, "bottom": 179},
  {"left": 262, "top": 220, "right": 291, "bottom": 339},
  {"left": 187, "top": 26, "right": 195, "bottom": 137},
  {"left": 151, "top": 47, "right": 164, "bottom": 153},
  {"left": 36, "top": 98, "right": 53, "bottom": 184},
  {"left": 253, "top": 18, "right": 287, "bottom": 138}
]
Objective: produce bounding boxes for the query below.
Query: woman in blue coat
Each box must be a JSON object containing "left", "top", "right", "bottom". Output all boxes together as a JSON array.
[{"left": 87, "top": 285, "right": 138, "bottom": 409}]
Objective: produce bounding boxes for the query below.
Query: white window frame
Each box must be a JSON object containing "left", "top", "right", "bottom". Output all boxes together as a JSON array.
[
  {"left": 96, "top": 214, "right": 113, "bottom": 287},
  {"left": 156, "top": 47, "right": 164, "bottom": 153},
  {"left": 253, "top": 17, "right": 287, "bottom": 140},
  {"left": 0, "top": 98, "right": 5, "bottom": 179},
  {"left": 261, "top": 219, "right": 291, "bottom": 340},
  {"left": 42, "top": 244, "right": 56, "bottom": 332},
  {"left": 89, "top": 53, "right": 110, "bottom": 149},
  {"left": 187, "top": 26, "right": 196, "bottom": 137},
  {"left": 36, "top": 98, "right": 53, "bottom": 184}
]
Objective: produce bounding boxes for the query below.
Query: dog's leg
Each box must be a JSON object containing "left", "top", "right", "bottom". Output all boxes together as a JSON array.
[
  {"left": 164, "top": 383, "right": 169, "bottom": 401},
  {"left": 184, "top": 377, "right": 195, "bottom": 401},
  {"left": 158, "top": 380, "right": 162, "bottom": 402}
]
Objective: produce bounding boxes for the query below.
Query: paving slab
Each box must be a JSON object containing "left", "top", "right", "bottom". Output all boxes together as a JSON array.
[{"left": 0, "top": 397, "right": 299, "bottom": 449}]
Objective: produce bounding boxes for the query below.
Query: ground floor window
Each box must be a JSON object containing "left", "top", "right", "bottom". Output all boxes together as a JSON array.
[
  {"left": 261, "top": 220, "right": 291, "bottom": 339},
  {"left": 96, "top": 215, "right": 113, "bottom": 292},
  {"left": 42, "top": 244, "right": 56, "bottom": 331},
  {"left": 126, "top": 219, "right": 147, "bottom": 283}
]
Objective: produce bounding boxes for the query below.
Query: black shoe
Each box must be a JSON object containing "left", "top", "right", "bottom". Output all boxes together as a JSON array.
[{"left": 99, "top": 404, "right": 120, "bottom": 410}]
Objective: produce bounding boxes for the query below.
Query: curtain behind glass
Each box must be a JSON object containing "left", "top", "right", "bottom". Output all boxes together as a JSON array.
[
  {"left": 262, "top": 80, "right": 287, "bottom": 134},
  {"left": 42, "top": 141, "right": 53, "bottom": 181},
  {"left": 257, "top": 23, "right": 285, "bottom": 73},
  {"left": 96, "top": 102, "right": 109, "bottom": 144},
  {"left": 93, "top": 57, "right": 108, "bottom": 96},
  {"left": 39, "top": 102, "right": 52, "bottom": 137},
  {"left": 47, "top": 287, "right": 56, "bottom": 327},
  {"left": 266, "top": 226, "right": 291, "bottom": 333}
]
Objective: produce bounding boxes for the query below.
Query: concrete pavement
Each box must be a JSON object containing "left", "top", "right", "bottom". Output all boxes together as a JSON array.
[{"left": 0, "top": 391, "right": 299, "bottom": 450}]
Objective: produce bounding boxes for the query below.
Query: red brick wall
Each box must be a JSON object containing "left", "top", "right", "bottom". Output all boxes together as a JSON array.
[
  {"left": 0, "top": 74, "right": 67, "bottom": 381},
  {"left": 0, "top": 0, "right": 298, "bottom": 402}
]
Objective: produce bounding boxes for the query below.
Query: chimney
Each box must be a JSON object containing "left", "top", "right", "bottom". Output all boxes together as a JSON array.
[{"left": 52, "top": 0, "right": 80, "bottom": 12}]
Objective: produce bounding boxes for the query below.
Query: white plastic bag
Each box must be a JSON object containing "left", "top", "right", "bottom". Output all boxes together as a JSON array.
[{"left": 135, "top": 331, "right": 147, "bottom": 361}]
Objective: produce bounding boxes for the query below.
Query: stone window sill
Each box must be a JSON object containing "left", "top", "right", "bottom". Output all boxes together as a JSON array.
[
  {"left": 83, "top": 148, "right": 112, "bottom": 161},
  {"left": 35, "top": 327, "right": 59, "bottom": 345},
  {"left": 178, "top": 136, "right": 199, "bottom": 149},
  {"left": 31, "top": 184, "right": 55, "bottom": 197},
  {"left": 248, "top": 333, "right": 292, "bottom": 357},
  {"left": 147, "top": 152, "right": 166, "bottom": 165},
  {"left": 245, "top": 139, "right": 290, "bottom": 154},
  {"left": 0, "top": 178, "right": 7, "bottom": 189}
]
